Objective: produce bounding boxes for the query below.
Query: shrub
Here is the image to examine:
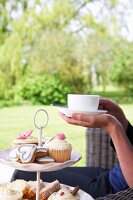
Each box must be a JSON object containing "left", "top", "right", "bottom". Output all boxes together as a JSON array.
[{"left": 20, "top": 75, "right": 75, "bottom": 105}]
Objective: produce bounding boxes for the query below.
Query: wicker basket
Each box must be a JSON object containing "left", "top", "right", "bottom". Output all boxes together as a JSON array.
[{"left": 86, "top": 128, "right": 118, "bottom": 169}]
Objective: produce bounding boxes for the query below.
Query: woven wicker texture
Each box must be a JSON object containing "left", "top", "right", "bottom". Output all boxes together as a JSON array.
[
  {"left": 86, "top": 128, "right": 118, "bottom": 169},
  {"left": 95, "top": 188, "right": 133, "bottom": 200}
]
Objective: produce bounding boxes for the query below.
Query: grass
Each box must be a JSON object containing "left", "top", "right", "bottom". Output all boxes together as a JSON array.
[
  {"left": 0, "top": 105, "right": 85, "bottom": 166},
  {"left": 0, "top": 104, "right": 133, "bottom": 166}
]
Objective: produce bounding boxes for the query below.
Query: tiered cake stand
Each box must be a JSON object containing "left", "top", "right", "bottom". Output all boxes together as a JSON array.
[{"left": 0, "top": 109, "right": 83, "bottom": 200}]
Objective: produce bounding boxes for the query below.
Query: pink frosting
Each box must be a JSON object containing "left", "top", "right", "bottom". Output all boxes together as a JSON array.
[
  {"left": 16, "top": 130, "right": 33, "bottom": 139},
  {"left": 56, "top": 133, "right": 66, "bottom": 140}
]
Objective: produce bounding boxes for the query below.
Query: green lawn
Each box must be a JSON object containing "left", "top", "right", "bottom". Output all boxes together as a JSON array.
[{"left": 0, "top": 104, "right": 133, "bottom": 166}]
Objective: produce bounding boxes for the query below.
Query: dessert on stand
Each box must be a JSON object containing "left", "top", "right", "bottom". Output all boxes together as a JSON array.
[{"left": 0, "top": 109, "right": 94, "bottom": 200}]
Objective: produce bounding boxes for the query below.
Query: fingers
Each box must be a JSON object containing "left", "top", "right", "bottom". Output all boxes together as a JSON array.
[
  {"left": 99, "top": 98, "right": 116, "bottom": 111},
  {"left": 99, "top": 98, "right": 110, "bottom": 110},
  {"left": 58, "top": 112, "right": 76, "bottom": 124},
  {"left": 59, "top": 112, "right": 91, "bottom": 127},
  {"left": 72, "top": 113, "right": 92, "bottom": 122},
  {"left": 99, "top": 98, "right": 108, "bottom": 108},
  {"left": 59, "top": 112, "right": 108, "bottom": 128}
]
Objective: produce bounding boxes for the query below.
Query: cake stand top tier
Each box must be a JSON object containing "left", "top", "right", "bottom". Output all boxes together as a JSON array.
[
  {"left": 0, "top": 149, "right": 81, "bottom": 172},
  {"left": 0, "top": 109, "right": 82, "bottom": 172}
]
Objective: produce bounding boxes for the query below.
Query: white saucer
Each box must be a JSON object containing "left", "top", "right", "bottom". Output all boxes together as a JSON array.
[{"left": 57, "top": 106, "right": 107, "bottom": 117}]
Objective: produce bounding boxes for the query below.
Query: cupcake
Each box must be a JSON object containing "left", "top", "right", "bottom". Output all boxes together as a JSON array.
[
  {"left": 48, "top": 186, "right": 80, "bottom": 200},
  {"left": 45, "top": 133, "right": 72, "bottom": 163}
]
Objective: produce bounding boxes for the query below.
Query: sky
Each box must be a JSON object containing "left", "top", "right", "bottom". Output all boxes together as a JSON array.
[
  {"left": 9, "top": 0, "right": 133, "bottom": 41},
  {"left": 83, "top": 0, "right": 133, "bottom": 41}
]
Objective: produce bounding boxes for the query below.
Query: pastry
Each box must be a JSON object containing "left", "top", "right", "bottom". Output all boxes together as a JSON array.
[
  {"left": 12, "top": 130, "right": 45, "bottom": 146},
  {"left": 39, "top": 180, "right": 60, "bottom": 200},
  {"left": 36, "top": 156, "right": 55, "bottom": 164},
  {"left": 48, "top": 186, "right": 80, "bottom": 200},
  {"left": 9, "top": 145, "right": 50, "bottom": 164},
  {"left": 12, "top": 130, "right": 39, "bottom": 146},
  {"left": 22, "top": 179, "right": 44, "bottom": 199},
  {"left": 45, "top": 133, "right": 72, "bottom": 162},
  {"left": 0, "top": 180, "right": 79, "bottom": 200},
  {"left": 16, "top": 144, "right": 37, "bottom": 163},
  {"left": 0, "top": 179, "right": 45, "bottom": 200},
  {"left": 35, "top": 147, "right": 48, "bottom": 158},
  {"left": 0, "top": 180, "right": 27, "bottom": 200}
]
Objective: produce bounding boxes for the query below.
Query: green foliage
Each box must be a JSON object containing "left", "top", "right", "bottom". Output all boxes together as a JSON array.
[
  {"left": 0, "top": 33, "right": 24, "bottom": 98},
  {"left": 110, "top": 42, "right": 133, "bottom": 94},
  {"left": 0, "top": 1, "right": 85, "bottom": 101},
  {"left": 28, "top": 30, "right": 85, "bottom": 92},
  {"left": 82, "top": 15, "right": 108, "bottom": 36},
  {"left": 0, "top": 0, "right": 133, "bottom": 107},
  {"left": 20, "top": 75, "right": 75, "bottom": 105},
  {"left": 94, "top": 90, "right": 133, "bottom": 104},
  {"left": 81, "top": 33, "right": 115, "bottom": 91}
]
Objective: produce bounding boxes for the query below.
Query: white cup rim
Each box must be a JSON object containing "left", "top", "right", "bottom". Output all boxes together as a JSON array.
[
  {"left": 68, "top": 94, "right": 100, "bottom": 97},
  {"left": 67, "top": 94, "right": 99, "bottom": 111}
]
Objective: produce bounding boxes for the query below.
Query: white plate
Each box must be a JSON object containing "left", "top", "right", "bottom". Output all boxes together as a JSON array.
[
  {"left": 57, "top": 105, "right": 107, "bottom": 117},
  {"left": 0, "top": 182, "right": 94, "bottom": 200},
  {"left": 0, "top": 149, "right": 82, "bottom": 172}
]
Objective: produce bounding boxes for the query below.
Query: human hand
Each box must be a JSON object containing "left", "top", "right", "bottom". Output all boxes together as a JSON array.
[
  {"left": 59, "top": 112, "right": 120, "bottom": 133},
  {"left": 99, "top": 98, "right": 128, "bottom": 131}
]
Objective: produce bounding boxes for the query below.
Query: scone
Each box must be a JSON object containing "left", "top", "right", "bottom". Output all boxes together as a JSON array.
[{"left": 45, "top": 133, "right": 72, "bottom": 162}]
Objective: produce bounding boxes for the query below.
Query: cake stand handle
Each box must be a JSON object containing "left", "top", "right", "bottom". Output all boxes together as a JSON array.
[
  {"left": 38, "top": 127, "right": 43, "bottom": 146},
  {"left": 36, "top": 171, "right": 40, "bottom": 200}
]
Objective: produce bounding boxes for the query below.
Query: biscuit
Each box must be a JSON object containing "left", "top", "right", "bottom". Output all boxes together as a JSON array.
[
  {"left": 35, "top": 147, "right": 48, "bottom": 158},
  {"left": 36, "top": 156, "right": 55, "bottom": 164},
  {"left": 12, "top": 130, "right": 46, "bottom": 147},
  {"left": 8, "top": 148, "right": 19, "bottom": 162},
  {"left": 16, "top": 144, "right": 37, "bottom": 163}
]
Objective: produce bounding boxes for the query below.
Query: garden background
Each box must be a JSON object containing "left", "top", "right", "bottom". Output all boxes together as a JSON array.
[{"left": 0, "top": 0, "right": 133, "bottom": 166}]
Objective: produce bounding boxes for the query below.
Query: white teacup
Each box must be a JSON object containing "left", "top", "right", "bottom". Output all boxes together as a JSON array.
[{"left": 68, "top": 94, "right": 100, "bottom": 111}]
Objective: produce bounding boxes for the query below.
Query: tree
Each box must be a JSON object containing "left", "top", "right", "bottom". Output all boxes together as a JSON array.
[
  {"left": 110, "top": 41, "right": 133, "bottom": 94},
  {"left": 0, "top": 0, "right": 133, "bottom": 103}
]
